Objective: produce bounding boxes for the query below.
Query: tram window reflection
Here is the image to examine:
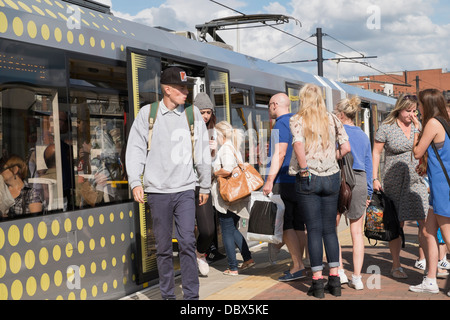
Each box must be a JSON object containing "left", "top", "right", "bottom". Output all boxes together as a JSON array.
[
  {"left": 70, "top": 91, "right": 130, "bottom": 208},
  {"left": 0, "top": 87, "right": 66, "bottom": 218}
]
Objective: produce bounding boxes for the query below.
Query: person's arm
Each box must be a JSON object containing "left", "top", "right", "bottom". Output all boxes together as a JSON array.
[
  {"left": 365, "top": 140, "right": 374, "bottom": 197},
  {"left": 263, "top": 142, "right": 288, "bottom": 195},
  {"left": 29, "top": 202, "right": 42, "bottom": 214},
  {"left": 372, "top": 140, "right": 385, "bottom": 191},
  {"left": 126, "top": 105, "right": 150, "bottom": 203},
  {"left": 413, "top": 119, "right": 440, "bottom": 159},
  {"left": 293, "top": 141, "right": 308, "bottom": 169},
  {"left": 337, "top": 141, "right": 351, "bottom": 159}
]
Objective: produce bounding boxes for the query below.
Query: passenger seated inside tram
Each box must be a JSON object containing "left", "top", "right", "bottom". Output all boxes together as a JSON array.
[
  {"left": 0, "top": 155, "right": 42, "bottom": 218},
  {"left": 41, "top": 143, "right": 57, "bottom": 180}
]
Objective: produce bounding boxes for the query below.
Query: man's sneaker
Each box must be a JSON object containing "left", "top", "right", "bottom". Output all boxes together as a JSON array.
[
  {"left": 349, "top": 275, "right": 364, "bottom": 290},
  {"left": 268, "top": 243, "right": 281, "bottom": 265},
  {"left": 197, "top": 255, "right": 209, "bottom": 276},
  {"left": 414, "top": 259, "right": 426, "bottom": 271},
  {"left": 409, "top": 277, "right": 439, "bottom": 294},
  {"left": 338, "top": 269, "right": 348, "bottom": 285},
  {"left": 438, "top": 258, "right": 450, "bottom": 270}
]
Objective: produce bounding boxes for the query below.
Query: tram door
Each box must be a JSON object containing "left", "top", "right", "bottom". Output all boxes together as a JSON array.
[{"left": 126, "top": 48, "right": 211, "bottom": 284}]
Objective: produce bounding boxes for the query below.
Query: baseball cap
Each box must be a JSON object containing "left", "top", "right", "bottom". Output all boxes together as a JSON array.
[{"left": 160, "top": 67, "right": 193, "bottom": 86}]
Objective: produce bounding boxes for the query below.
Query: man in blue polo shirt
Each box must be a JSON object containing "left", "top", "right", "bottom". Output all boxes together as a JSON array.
[{"left": 263, "top": 92, "right": 307, "bottom": 281}]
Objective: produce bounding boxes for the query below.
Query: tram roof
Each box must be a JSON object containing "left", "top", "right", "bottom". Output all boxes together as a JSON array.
[{"left": 0, "top": 0, "right": 396, "bottom": 105}]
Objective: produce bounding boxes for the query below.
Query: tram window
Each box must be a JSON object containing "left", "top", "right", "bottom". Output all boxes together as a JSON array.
[
  {"left": 0, "top": 87, "right": 66, "bottom": 218},
  {"left": 255, "top": 92, "right": 272, "bottom": 108},
  {"left": 69, "top": 58, "right": 130, "bottom": 209},
  {"left": 253, "top": 108, "right": 272, "bottom": 174},
  {"left": 287, "top": 85, "right": 302, "bottom": 114},
  {"left": 231, "top": 87, "right": 250, "bottom": 106},
  {"left": 208, "top": 70, "right": 230, "bottom": 123}
]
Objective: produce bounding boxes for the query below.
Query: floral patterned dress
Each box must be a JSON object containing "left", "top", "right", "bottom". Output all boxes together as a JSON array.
[{"left": 375, "top": 121, "right": 428, "bottom": 221}]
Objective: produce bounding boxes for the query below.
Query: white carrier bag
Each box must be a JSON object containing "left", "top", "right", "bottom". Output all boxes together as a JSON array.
[{"left": 246, "top": 191, "right": 284, "bottom": 244}]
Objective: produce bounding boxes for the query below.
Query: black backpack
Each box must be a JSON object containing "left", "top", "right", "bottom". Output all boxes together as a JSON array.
[{"left": 364, "top": 191, "right": 405, "bottom": 247}]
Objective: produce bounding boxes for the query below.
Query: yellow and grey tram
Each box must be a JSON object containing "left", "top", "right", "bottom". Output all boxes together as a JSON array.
[{"left": 0, "top": 0, "right": 396, "bottom": 300}]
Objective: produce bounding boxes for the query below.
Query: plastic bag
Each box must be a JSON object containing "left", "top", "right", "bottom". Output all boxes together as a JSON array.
[{"left": 246, "top": 191, "right": 284, "bottom": 244}]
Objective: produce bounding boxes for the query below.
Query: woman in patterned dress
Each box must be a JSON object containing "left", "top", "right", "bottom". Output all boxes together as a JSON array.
[{"left": 372, "top": 94, "right": 428, "bottom": 279}]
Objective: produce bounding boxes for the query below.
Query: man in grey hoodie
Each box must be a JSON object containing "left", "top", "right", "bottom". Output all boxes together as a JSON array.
[{"left": 126, "top": 67, "right": 211, "bottom": 300}]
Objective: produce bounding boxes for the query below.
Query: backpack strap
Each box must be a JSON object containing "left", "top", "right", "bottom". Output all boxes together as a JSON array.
[
  {"left": 147, "top": 102, "right": 196, "bottom": 163},
  {"left": 147, "top": 101, "right": 160, "bottom": 151},
  {"left": 184, "top": 103, "right": 196, "bottom": 164}
]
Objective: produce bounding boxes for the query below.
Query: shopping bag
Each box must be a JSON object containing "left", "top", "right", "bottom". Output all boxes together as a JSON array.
[
  {"left": 247, "top": 191, "right": 284, "bottom": 244},
  {"left": 364, "top": 191, "right": 404, "bottom": 247}
]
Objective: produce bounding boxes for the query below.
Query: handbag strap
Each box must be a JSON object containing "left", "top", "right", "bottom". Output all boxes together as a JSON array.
[
  {"left": 430, "top": 116, "right": 450, "bottom": 199},
  {"left": 431, "top": 143, "right": 450, "bottom": 187},
  {"left": 226, "top": 143, "right": 244, "bottom": 165}
]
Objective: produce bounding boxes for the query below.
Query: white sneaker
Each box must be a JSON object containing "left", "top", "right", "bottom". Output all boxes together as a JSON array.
[
  {"left": 197, "top": 255, "right": 209, "bottom": 276},
  {"left": 409, "top": 277, "right": 439, "bottom": 294},
  {"left": 338, "top": 269, "right": 348, "bottom": 284},
  {"left": 438, "top": 258, "right": 450, "bottom": 270},
  {"left": 349, "top": 275, "right": 364, "bottom": 290},
  {"left": 414, "top": 259, "right": 426, "bottom": 271}
]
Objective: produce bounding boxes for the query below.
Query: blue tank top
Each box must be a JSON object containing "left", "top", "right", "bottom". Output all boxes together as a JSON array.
[{"left": 427, "top": 134, "right": 450, "bottom": 217}]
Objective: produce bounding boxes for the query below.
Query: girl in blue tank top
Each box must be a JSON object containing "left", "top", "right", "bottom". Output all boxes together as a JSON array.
[{"left": 410, "top": 89, "right": 450, "bottom": 295}]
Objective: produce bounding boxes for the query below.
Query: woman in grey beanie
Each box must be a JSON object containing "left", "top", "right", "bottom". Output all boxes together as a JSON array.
[{"left": 193, "top": 92, "right": 217, "bottom": 276}]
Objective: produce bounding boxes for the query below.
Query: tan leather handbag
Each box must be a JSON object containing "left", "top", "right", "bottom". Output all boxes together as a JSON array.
[{"left": 217, "top": 152, "right": 263, "bottom": 203}]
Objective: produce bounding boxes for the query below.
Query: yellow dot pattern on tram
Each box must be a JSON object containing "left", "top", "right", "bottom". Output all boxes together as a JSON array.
[
  {"left": 0, "top": 208, "right": 135, "bottom": 300},
  {"left": 0, "top": 0, "right": 134, "bottom": 54}
]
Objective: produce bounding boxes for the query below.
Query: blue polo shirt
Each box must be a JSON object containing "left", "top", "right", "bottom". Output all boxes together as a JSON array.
[{"left": 267, "top": 113, "right": 295, "bottom": 184}]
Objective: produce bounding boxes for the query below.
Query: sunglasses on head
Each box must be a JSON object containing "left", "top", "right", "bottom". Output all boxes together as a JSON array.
[{"left": 404, "top": 94, "right": 418, "bottom": 101}]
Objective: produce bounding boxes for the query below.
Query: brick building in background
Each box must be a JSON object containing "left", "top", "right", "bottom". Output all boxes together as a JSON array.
[{"left": 344, "top": 68, "right": 450, "bottom": 100}]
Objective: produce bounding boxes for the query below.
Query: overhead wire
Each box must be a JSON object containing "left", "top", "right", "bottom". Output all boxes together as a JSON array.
[{"left": 208, "top": 0, "right": 415, "bottom": 85}]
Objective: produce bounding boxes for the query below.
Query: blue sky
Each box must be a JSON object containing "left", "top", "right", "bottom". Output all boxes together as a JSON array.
[{"left": 97, "top": 0, "right": 450, "bottom": 82}]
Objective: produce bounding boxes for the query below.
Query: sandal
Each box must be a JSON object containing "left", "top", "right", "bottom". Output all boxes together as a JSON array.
[
  {"left": 223, "top": 269, "right": 239, "bottom": 276},
  {"left": 391, "top": 267, "right": 408, "bottom": 279},
  {"left": 239, "top": 259, "right": 255, "bottom": 271}
]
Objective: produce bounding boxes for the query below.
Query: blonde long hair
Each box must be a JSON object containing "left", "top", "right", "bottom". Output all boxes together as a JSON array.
[
  {"left": 215, "top": 121, "right": 244, "bottom": 152},
  {"left": 383, "top": 93, "right": 418, "bottom": 125},
  {"left": 297, "top": 84, "right": 330, "bottom": 151}
]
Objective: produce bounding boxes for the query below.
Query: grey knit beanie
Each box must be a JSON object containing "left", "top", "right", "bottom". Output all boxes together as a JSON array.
[{"left": 194, "top": 92, "right": 214, "bottom": 111}]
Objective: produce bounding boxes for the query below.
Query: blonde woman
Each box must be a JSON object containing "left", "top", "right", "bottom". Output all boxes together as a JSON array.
[
  {"left": 289, "top": 84, "right": 350, "bottom": 298},
  {"left": 372, "top": 94, "right": 428, "bottom": 279},
  {"left": 335, "top": 96, "right": 373, "bottom": 290},
  {"left": 212, "top": 121, "right": 254, "bottom": 275}
]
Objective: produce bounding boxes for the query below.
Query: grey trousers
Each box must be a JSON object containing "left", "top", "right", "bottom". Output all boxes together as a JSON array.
[{"left": 148, "top": 190, "right": 199, "bottom": 300}]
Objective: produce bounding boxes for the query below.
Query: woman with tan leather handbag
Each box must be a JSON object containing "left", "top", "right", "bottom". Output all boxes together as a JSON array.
[{"left": 211, "top": 121, "right": 255, "bottom": 276}]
